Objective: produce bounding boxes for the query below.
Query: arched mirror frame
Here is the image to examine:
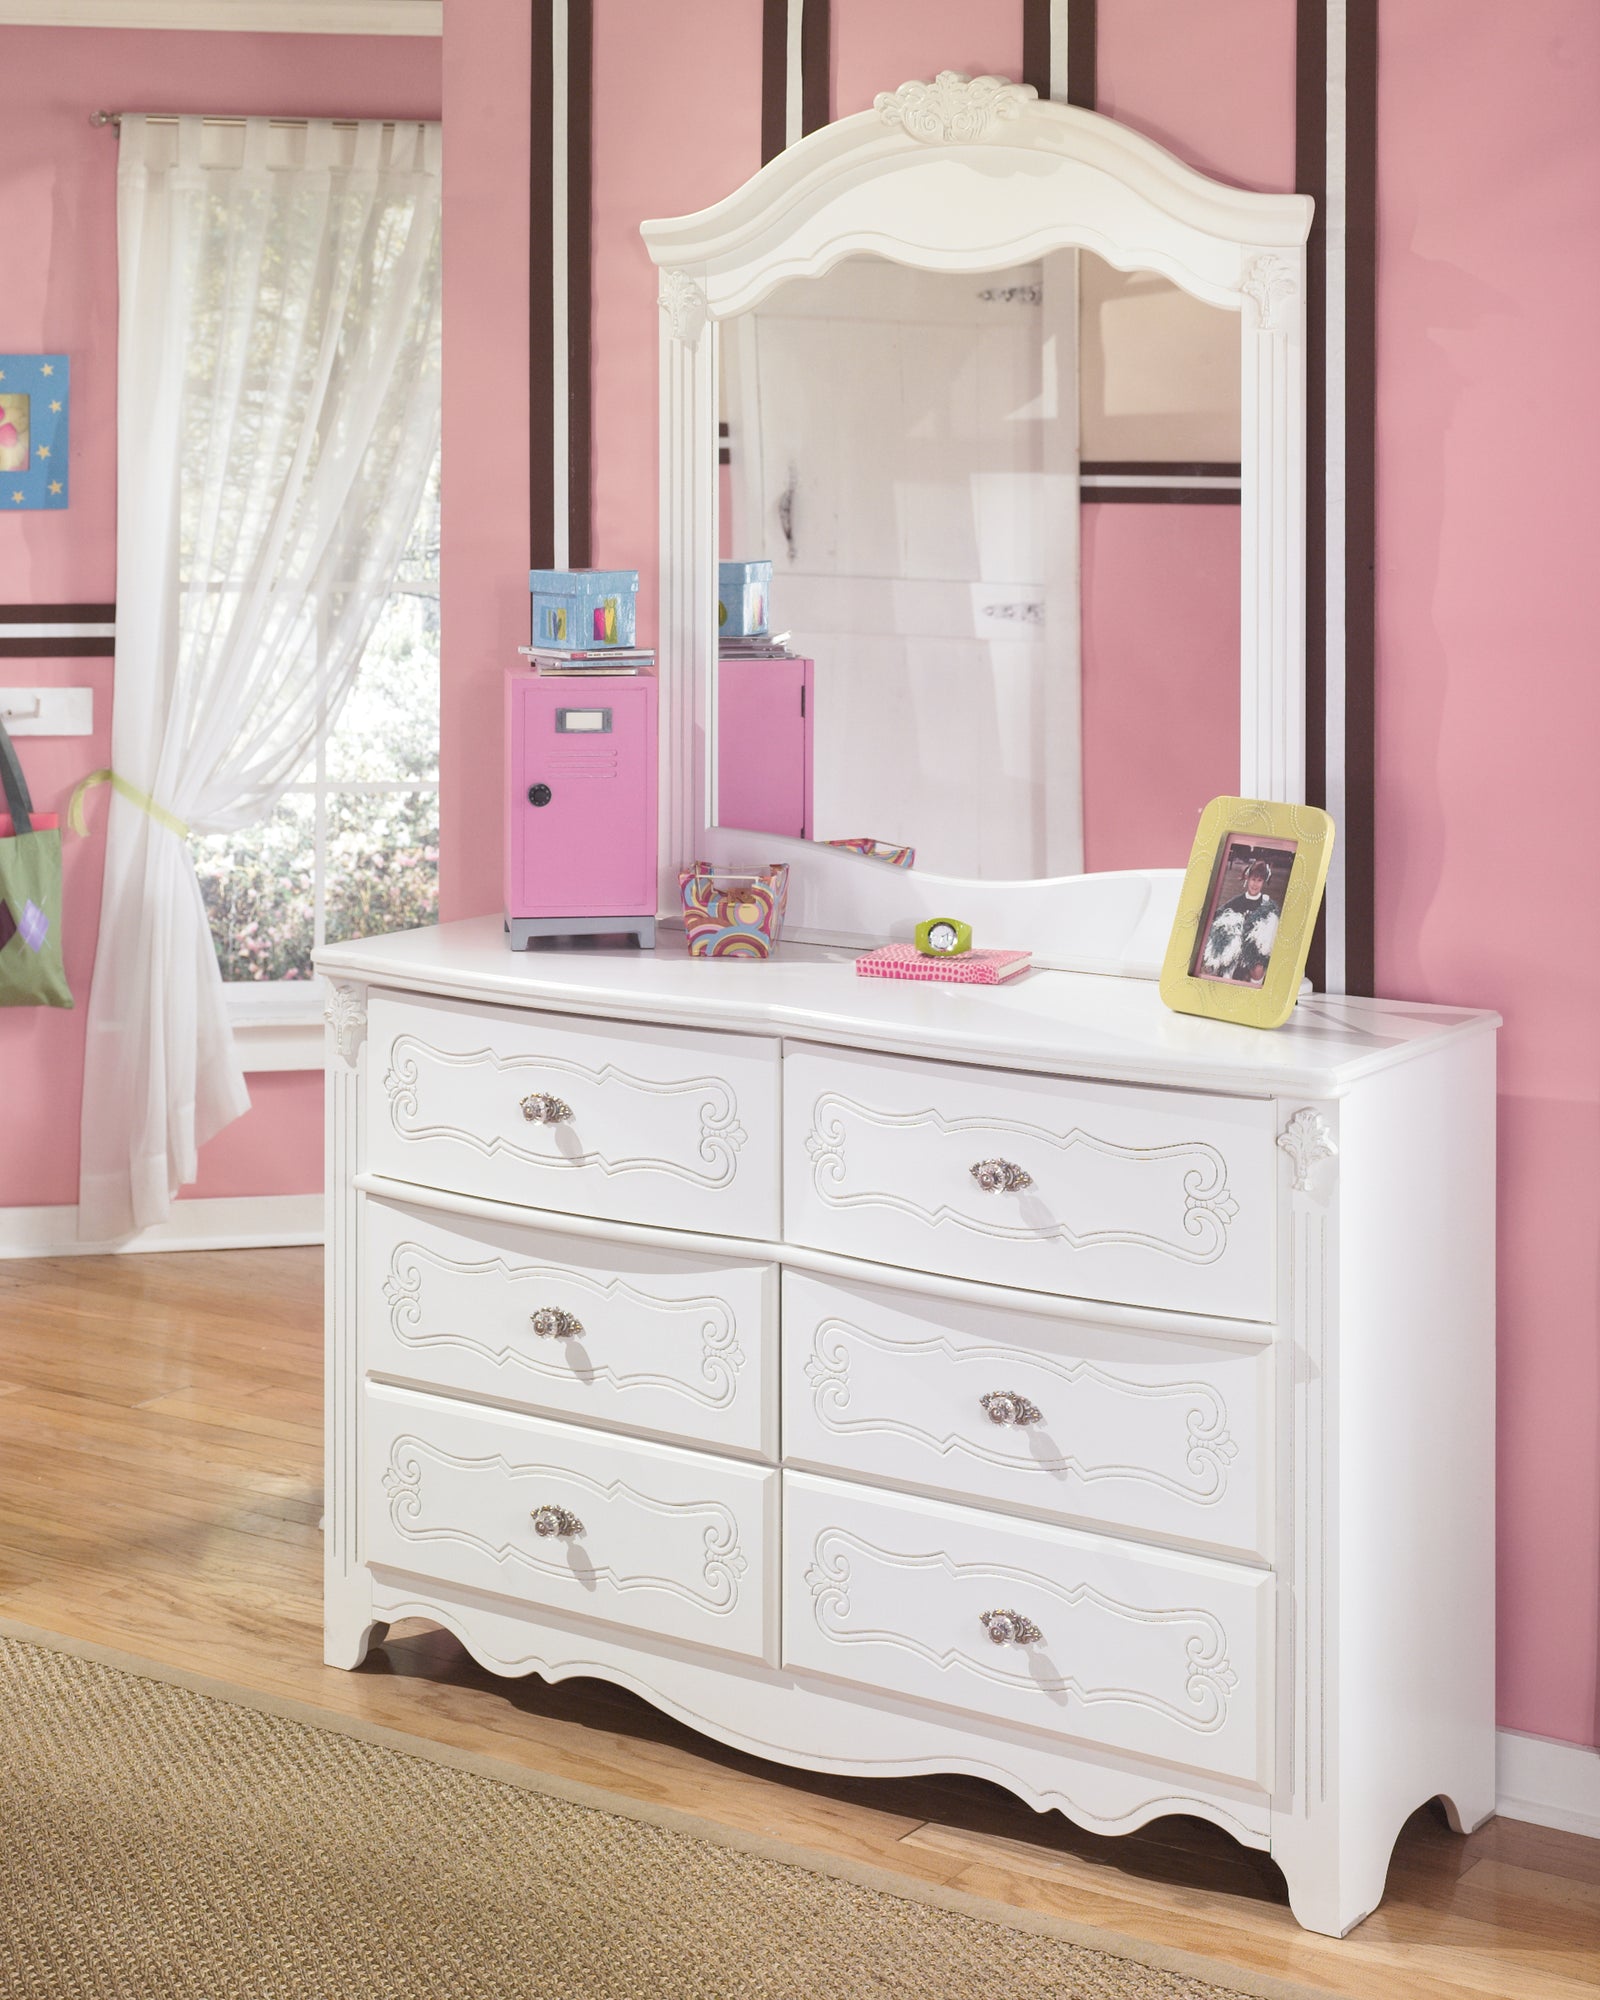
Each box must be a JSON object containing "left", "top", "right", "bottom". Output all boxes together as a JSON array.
[{"left": 643, "top": 76, "right": 1313, "bottom": 975}]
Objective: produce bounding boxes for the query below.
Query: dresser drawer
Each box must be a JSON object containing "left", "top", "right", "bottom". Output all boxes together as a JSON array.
[
  {"left": 365, "top": 1383, "right": 778, "bottom": 1664},
  {"left": 783, "top": 1472, "right": 1272, "bottom": 1787},
  {"left": 784, "top": 1044, "right": 1275, "bottom": 1321},
  {"left": 370, "top": 991, "right": 780, "bottom": 1237},
  {"left": 364, "top": 1196, "right": 777, "bottom": 1458},
  {"left": 782, "top": 1273, "right": 1271, "bottom": 1561}
]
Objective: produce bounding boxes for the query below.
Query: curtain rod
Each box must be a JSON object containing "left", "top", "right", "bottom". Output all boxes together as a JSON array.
[{"left": 91, "top": 113, "right": 410, "bottom": 131}]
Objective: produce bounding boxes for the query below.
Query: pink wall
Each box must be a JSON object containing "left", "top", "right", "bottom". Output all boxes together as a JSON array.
[
  {"left": 0, "top": 26, "right": 440, "bottom": 1211},
  {"left": 441, "top": 2, "right": 1600, "bottom": 1752},
  {"left": 1375, "top": 0, "right": 1600, "bottom": 1749},
  {"left": 832, "top": 0, "right": 1021, "bottom": 119},
  {"left": 185, "top": 1071, "right": 328, "bottom": 1201},
  {"left": 1097, "top": 0, "right": 1297, "bottom": 192}
]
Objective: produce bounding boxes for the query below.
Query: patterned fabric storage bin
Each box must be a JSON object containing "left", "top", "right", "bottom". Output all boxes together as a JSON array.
[
  {"left": 717, "top": 560, "right": 772, "bottom": 638},
  {"left": 679, "top": 862, "right": 789, "bottom": 958},
  {"left": 529, "top": 568, "right": 639, "bottom": 649}
]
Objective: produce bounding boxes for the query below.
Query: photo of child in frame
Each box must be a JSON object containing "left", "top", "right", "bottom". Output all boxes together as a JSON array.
[{"left": 1189, "top": 833, "right": 1299, "bottom": 986}]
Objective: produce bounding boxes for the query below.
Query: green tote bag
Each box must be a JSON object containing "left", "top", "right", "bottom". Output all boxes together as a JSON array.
[{"left": 0, "top": 718, "right": 73, "bottom": 1009}]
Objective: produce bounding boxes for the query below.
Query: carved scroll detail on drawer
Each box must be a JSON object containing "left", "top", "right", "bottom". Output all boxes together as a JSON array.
[
  {"left": 382, "top": 1035, "right": 749, "bottom": 1188},
  {"left": 803, "top": 1092, "right": 1241, "bottom": 1263},
  {"left": 383, "top": 1240, "right": 746, "bottom": 1410},
  {"left": 802, "top": 1316, "right": 1239, "bottom": 1504},
  {"left": 381, "top": 1434, "right": 750, "bottom": 1614},
  {"left": 781, "top": 1471, "right": 1272, "bottom": 1782},
  {"left": 803, "top": 1527, "right": 1241, "bottom": 1733},
  {"left": 780, "top": 1272, "right": 1271, "bottom": 1560}
]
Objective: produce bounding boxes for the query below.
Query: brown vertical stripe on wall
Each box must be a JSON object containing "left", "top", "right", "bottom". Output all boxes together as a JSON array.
[
  {"left": 1344, "top": 0, "right": 1378, "bottom": 998},
  {"left": 566, "top": 0, "right": 594, "bottom": 568},
  {"left": 801, "top": 0, "right": 831, "bottom": 135},
  {"left": 528, "top": 0, "right": 556, "bottom": 569},
  {"left": 1021, "top": 0, "right": 1052, "bottom": 98},
  {"left": 1296, "top": 0, "right": 1329, "bottom": 990},
  {"left": 761, "top": 0, "right": 789, "bottom": 164},
  {"left": 1066, "top": 0, "right": 1097, "bottom": 109}
]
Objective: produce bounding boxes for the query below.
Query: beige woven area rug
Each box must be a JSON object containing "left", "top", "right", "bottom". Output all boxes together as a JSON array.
[{"left": 0, "top": 1624, "right": 1334, "bottom": 2000}]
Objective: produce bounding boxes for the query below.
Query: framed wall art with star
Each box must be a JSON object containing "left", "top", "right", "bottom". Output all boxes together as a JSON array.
[{"left": 0, "top": 355, "right": 69, "bottom": 511}]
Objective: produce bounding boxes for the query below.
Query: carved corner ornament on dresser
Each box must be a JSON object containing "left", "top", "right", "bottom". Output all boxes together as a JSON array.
[
  {"left": 1277, "top": 1108, "right": 1338, "bottom": 1195},
  {"left": 323, "top": 980, "right": 367, "bottom": 1066}
]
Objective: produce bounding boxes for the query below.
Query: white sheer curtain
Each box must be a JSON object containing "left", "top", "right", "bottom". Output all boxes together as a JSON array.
[{"left": 79, "top": 115, "right": 442, "bottom": 1240}]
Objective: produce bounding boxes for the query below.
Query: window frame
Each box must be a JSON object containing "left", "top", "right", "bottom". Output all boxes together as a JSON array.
[{"left": 218, "top": 467, "right": 441, "bottom": 1070}]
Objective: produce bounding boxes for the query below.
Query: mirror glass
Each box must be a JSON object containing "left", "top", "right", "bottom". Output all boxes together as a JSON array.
[{"left": 714, "top": 250, "right": 1242, "bottom": 880}]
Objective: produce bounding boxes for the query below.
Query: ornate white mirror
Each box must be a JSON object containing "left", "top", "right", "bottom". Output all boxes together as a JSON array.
[{"left": 643, "top": 75, "right": 1311, "bottom": 972}]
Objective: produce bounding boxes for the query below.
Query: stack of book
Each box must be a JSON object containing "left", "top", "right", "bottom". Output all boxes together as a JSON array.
[
  {"left": 855, "top": 942, "right": 1033, "bottom": 985},
  {"left": 718, "top": 629, "right": 795, "bottom": 662},
  {"left": 518, "top": 645, "right": 656, "bottom": 677}
]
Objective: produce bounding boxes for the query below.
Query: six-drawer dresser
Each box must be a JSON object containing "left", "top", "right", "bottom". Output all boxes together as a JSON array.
[{"left": 317, "top": 916, "right": 1498, "bottom": 1936}]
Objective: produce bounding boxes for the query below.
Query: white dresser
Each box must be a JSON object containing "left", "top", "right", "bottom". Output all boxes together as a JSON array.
[{"left": 318, "top": 916, "right": 1497, "bottom": 1937}]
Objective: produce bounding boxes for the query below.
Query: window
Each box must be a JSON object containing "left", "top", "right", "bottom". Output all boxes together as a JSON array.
[{"left": 193, "top": 456, "right": 440, "bottom": 1000}]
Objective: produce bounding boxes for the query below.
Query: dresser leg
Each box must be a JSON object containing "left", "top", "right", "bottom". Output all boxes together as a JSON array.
[
  {"left": 1437, "top": 1783, "right": 1497, "bottom": 1836},
  {"left": 1276, "top": 1846, "right": 1389, "bottom": 1938},
  {"left": 325, "top": 1604, "right": 385, "bottom": 1671},
  {"left": 1273, "top": 1802, "right": 1411, "bottom": 1939}
]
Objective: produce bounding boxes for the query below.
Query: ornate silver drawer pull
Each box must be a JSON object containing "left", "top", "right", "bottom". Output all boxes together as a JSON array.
[
  {"left": 980, "top": 1389, "right": 1042, "bottom": 1428},
  {"left": 530, "top": 1307, "right": 584, "bottom": 1340},
  {"left": 970, "top": 1157, "right": 1032, "bottom": 1193},
  {"left": 520, "top": 1091, "right": 574, "bottom": 1125},
  {"left": 530, "top": 1504, "right": 584, "bottom": 1539},
  {"left": 980, "top": 1608, "right": 1042, "bottom": 1648}
]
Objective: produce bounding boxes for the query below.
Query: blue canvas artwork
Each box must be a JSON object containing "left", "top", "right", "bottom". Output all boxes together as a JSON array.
[{"left": 0, "top": 355, "right": 69, "bottom": 511}]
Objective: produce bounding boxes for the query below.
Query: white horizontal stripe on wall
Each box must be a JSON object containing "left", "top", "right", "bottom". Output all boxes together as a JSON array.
[{"left": 0, "top": 624, "right": 116, "bottom": 640}]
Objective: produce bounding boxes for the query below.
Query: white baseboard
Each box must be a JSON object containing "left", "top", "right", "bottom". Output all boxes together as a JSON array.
[
  {"left": 1497, "top": 1728, "right": 1600, "bottom": 1839},
  {"left": 0, "top": 1194, "right": 323, "bottom": 1258}
]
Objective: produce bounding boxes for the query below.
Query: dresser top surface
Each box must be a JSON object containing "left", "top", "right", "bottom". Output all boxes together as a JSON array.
[{"left": 318, "top": 917, "right": 1497, "bottom": 1097}]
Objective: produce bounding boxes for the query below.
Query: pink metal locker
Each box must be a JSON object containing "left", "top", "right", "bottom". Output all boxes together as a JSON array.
[{"left": 504, "top": 670, "right": 658, "bottom": 949}]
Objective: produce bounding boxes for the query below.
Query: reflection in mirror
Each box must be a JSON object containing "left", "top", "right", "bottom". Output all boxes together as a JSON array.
[{"left": 714, "top": 251, "right": 1241, "bottom": 881}]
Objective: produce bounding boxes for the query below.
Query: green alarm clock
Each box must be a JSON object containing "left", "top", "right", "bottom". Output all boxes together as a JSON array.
[{"left": 915, "top": 916, "right": 972, "bottom": 957}]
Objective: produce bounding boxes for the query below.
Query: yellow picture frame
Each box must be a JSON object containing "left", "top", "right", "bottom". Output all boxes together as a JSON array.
[{"left": 1160, "top": 797, "right": 1336, "bottom": 1030}]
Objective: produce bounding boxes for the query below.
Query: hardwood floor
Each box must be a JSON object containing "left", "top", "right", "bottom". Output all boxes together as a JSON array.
[{"left": 1, "top": 1245, "right": 1596, "bottom": 1998}]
